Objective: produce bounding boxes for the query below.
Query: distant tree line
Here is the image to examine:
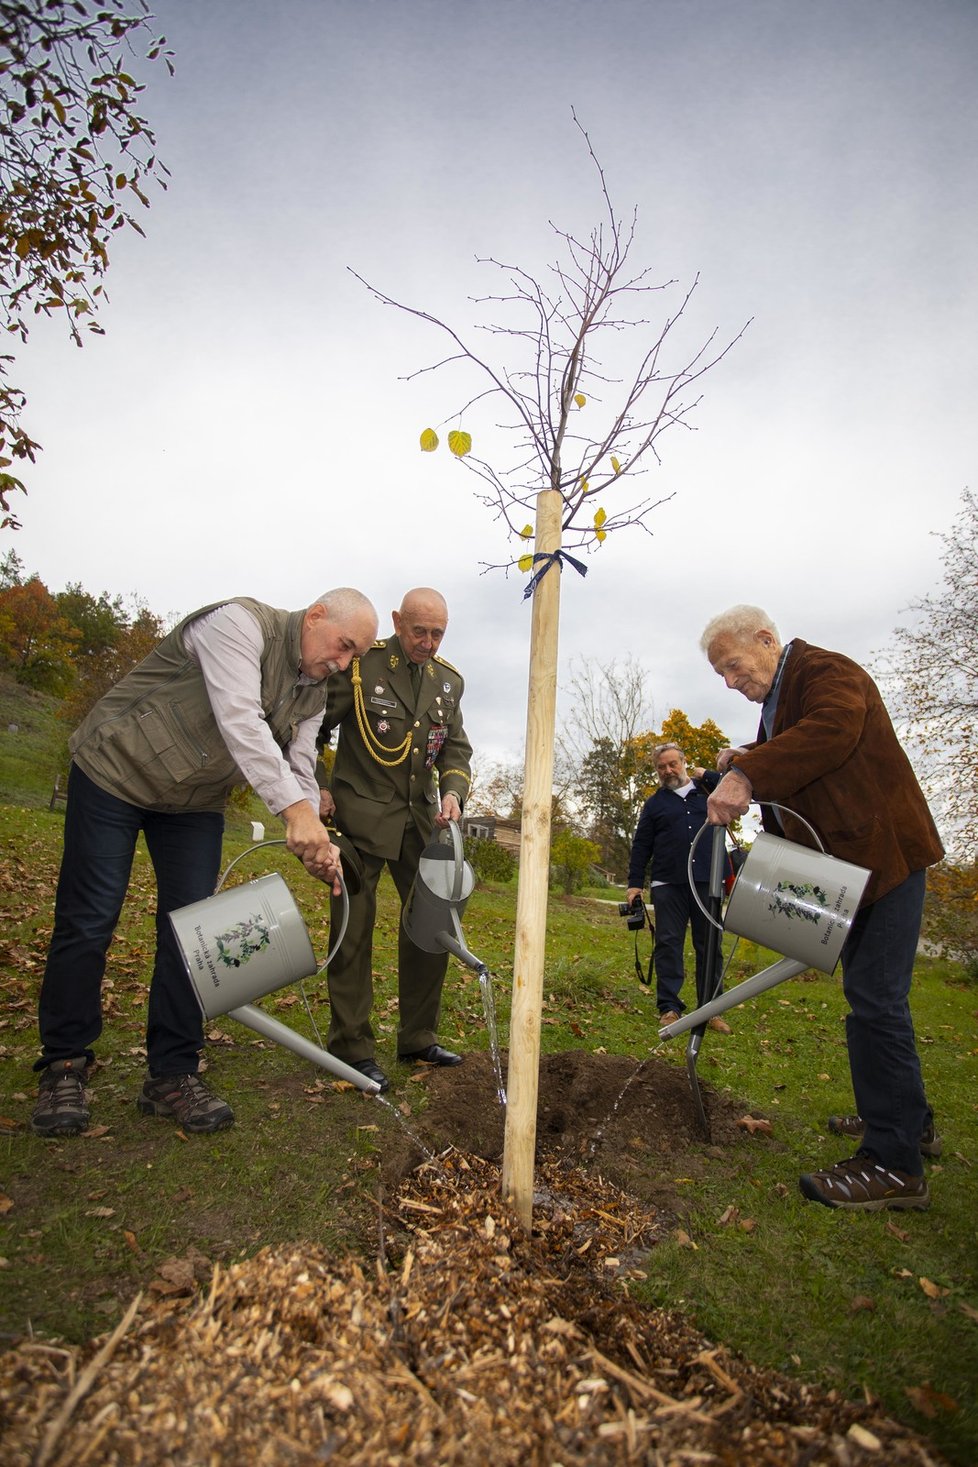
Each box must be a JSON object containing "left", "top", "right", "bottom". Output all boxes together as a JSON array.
[{"left": 0, "top": 550, "right": 166, "bottom": 727}]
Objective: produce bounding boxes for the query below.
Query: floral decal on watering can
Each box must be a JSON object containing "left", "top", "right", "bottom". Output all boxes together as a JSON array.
[
  {"left": 215, "top": 913, "right": 271, "bottom": 968},
  {"left": 768, "top": 880, "right": 829, "bottom": 925}
]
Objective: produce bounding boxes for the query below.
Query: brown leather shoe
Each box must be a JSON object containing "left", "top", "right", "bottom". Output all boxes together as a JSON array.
[
  {"left": 659, "top": 1011, "right": 681, "bottom": 1027},
  {"left": 708, "top": 1016, "right": 732, "bottom": 1034}
]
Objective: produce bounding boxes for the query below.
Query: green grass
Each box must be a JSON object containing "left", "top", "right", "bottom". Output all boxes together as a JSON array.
[
  {"left": 0, "top": 682, "right": 976, "bottom": 1462},
  {"left": 0, "top": 674, "right": 67, "bottom": 807}
]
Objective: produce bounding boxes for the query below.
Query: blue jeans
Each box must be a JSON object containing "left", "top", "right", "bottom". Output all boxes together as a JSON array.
[
  {"left": 840, "top": 869, "right": 932, "bottom": 1176},
  {"left": 36, "top": 764, "right": 224, "bottom": 1076},
  {"left": 649, "top": 882, "right": 722, "bottom": 1016}
]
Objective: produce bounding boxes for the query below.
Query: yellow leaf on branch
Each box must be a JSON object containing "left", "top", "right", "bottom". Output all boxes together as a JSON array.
[
  {"left": 520, "top": 524, "right": 533, "bottom": 538},
  {"left": 574, "top": 393, "right": 586, "bottom": 408},
  {"left": 611, "top": 455, "right": 621, "bottom": 474},
  {"left": 595, "top": 529, "right": 607, "bottom": 542},
  {"left": 419, "top": 427, "right": 439, "bottom": 452},
  {"left": 448, "top": 430, "right": 472, "bottom": 458},
  {"left": 593, "top": 507, "right": 607, "bottom": 528},
  {"left": 518, "top": 554, "right": 534, "bottom": 572}
]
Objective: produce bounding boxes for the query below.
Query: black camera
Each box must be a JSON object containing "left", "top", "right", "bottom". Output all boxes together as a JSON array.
[{"left": 618, "top": 895, "right": 645, "bottom": 931}]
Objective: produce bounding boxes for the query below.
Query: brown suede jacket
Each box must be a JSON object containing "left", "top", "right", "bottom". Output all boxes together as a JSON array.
[{"left": 730, "top": 640, "right": 943, "bottom": 905}]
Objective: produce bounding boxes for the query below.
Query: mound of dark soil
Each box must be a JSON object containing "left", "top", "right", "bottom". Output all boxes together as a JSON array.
[{"left": 380, "top": 1048, "right": 764, "bottom": 1219}]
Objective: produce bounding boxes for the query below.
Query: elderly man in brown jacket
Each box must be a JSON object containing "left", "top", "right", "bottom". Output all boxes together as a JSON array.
[{"left": 701, "top": 605, "right": 943, "bottom": 1213}]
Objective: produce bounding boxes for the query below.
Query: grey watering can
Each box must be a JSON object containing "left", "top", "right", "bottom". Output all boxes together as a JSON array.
[{"left": 402, "top": 823, "right": 485, "bottom": 972}]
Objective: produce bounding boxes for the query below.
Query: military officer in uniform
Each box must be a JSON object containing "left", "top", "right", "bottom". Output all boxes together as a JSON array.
[{"left": 318, "top": 587, "right": 472, "bottom": 1092}]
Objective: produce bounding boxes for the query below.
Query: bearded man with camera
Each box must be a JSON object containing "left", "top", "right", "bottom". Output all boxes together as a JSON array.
[{"left": 625, "top": 743, "right": 730, "bottom": 1033}]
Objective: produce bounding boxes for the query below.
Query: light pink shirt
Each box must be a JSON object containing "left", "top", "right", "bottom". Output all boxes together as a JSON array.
[{"left": 182, "top": 603, "right": 321, "bottom": 817}]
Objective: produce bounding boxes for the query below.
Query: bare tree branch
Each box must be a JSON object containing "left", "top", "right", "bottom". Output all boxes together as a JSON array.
[{"left": 350, "top": 112, "right": 749, "bottom": 572}]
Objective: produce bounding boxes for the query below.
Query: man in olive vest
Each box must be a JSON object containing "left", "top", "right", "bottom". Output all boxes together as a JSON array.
[
  {"left": 31, "top": 588, "right": 378, "bottom": 1139},
  {"left": 318, "top": 587, "right": 472, "bottom": 1092}
]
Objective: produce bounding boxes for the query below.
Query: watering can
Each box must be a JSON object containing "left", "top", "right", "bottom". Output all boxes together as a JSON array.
[
  {"left": 402, "top": 822, "right": 486, "bottom": 973},
  {"left": 169, "top": 840, "right": 382, "bottom": 1094},
  {"left": 659, "top": 806, "right": 871, "bottom": 1041}
]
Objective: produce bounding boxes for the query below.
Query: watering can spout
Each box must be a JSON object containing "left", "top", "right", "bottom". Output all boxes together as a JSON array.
[{"left": 228, "top": 1004, "right": 381, "bottom": 1094}]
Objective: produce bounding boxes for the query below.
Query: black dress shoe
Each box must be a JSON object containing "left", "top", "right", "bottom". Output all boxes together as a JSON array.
[
  {"left": 397, "top": 1044, "right": 463, "bottom": 1067},
  {"left": 349, "top": 1058, "right": 390, "bottom": 1093}
]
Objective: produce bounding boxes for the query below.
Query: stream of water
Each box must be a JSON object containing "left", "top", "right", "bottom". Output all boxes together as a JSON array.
[
  {"left": 478, "top": 965, "right": 507, "bottom": 1107},
  {"left": 587, "top": 1058, "right": 646, "bottom": 1156}
]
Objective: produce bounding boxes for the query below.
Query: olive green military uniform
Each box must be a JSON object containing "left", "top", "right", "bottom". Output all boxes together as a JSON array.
[{"left": 319, "top": 636, "right": 472, "bottom": 1061}]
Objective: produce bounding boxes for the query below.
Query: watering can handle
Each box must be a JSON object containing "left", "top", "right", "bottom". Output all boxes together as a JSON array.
[
  {"left": 439, "top": 819, "right": 466, "bottom": 904},
  {"left": 214, "top": 839, "right": 350, "bottom": 975},
  {"left": 686, "top": 804, "right": 826, "bottom": 933}
]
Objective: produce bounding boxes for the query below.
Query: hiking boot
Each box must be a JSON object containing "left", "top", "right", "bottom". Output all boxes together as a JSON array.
[
  {"left": 31, "top": 1057, "right": 91, "bottom": 1137},
  {"left": 827, "top": 1113, "right": 942, "bottom": 1158},
  {"left": 137, "top": 1073, "right": 235, "bottom": 1133},
  {"left": 708, "top": 1016, "right": 732, "bottom": 1034},
  {"left": 659, "top": 1011, "right": 681, "bottom": 1027},
  {"left": 799, "top": 1153, "right": 930, "bottom": 1211}
]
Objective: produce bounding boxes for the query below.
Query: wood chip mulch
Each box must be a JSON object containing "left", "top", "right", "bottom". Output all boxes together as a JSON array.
[{"left": 0, "top": 1149, "right": 947, "bottom": 1466}]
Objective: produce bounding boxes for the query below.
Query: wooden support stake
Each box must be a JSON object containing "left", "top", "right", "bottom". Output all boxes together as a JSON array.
[{"left": 502, "top": 489, "right": 563, "bottom": 1230}]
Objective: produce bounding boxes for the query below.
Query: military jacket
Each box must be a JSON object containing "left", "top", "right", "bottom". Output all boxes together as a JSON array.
[
  {"left": 320, "top": 636, "right": 472, "bottom": 860},
  {"left": 70, "top": 598, "right": 327, "bottom": 813}
]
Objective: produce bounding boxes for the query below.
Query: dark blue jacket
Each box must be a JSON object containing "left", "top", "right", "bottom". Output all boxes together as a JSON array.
[{"left": 626, "top": 773, "right": 720, "bottom": 888}]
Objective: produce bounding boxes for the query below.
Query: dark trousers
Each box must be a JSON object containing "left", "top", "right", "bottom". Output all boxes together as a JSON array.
[
  {"left": 326, "top": 823, "right": 448, "bottom": 1061},
  {"left": 840, "top": 869, "right": 932, "bottom": 1176},
  {"left": 649, "top": 881, "right": 722, "bottom": 1016},
  {"left": 36, "top": 763, "right": 224, "bottom": 1076}
]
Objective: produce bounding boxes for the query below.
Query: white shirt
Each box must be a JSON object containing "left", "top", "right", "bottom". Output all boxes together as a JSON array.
[{"left": 182, "top": 603, "right": 322, "bottom": 817}]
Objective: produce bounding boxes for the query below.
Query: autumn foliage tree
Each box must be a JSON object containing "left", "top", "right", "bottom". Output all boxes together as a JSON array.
[
  {"left": 0, "top": 0, "right": 173, "bottom": 528},
  {"left": 0, "top": 551, "right": 165, "bottom": 707},
  {"left": 0, "top": 572, "right": 79, "bottom": 692}
]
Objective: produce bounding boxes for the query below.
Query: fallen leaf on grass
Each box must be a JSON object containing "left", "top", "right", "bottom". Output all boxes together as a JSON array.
[
  {"left": 885, "top": 1219, "right": 910, "bottom": 1243},
  {"left": 82, "top": 1124, "right": 112, "bottom": 1138},
  {"left": 905, "top": 1382, "right": 958, "bottom": 1417},
  {"left": 717, "top": 1205, "right": 739, "bottom": 1226},
  {"left": 850, "top": 1295, "right": 876, "bottom": 1313},
  {"left": 738, "top": 1218, "right": 757, "bottom": 1233},
  {"left": 737, "top": 1115, "right": 773, "bottom": 1136},
  {"left": 0, "top": 1193, "right": 13, "bottom": 1215},
  {"left": 674, "top": 1229, "right": 698, "bottom": 1250},
  {"left": 86, "top": 1206, "right": 116, "bottom": 1219},
  {"left": 123, "top": 1230, "right": 142, "bottom": 1255},
  {"left": 918, "top": 1276, "right": 951, "bottom": 1299},
  {"left": 150, "top": 1247, "right": 211, "bottom": 1296},
  {"left": 847, "top": 1423, "right": 881, "bottom": 1450},
  {"left": 958, "top": 1300, "right": 978, "bottom": 1323}
]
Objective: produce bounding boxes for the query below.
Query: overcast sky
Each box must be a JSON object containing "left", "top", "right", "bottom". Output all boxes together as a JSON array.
[{"left": 10, "top": 0, "right": 977, "bottom": 787}]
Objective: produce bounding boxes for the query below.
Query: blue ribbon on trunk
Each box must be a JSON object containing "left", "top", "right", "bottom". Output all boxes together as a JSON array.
[{"left": 521, "top": 549, "right": 588, "bottom": 601}]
